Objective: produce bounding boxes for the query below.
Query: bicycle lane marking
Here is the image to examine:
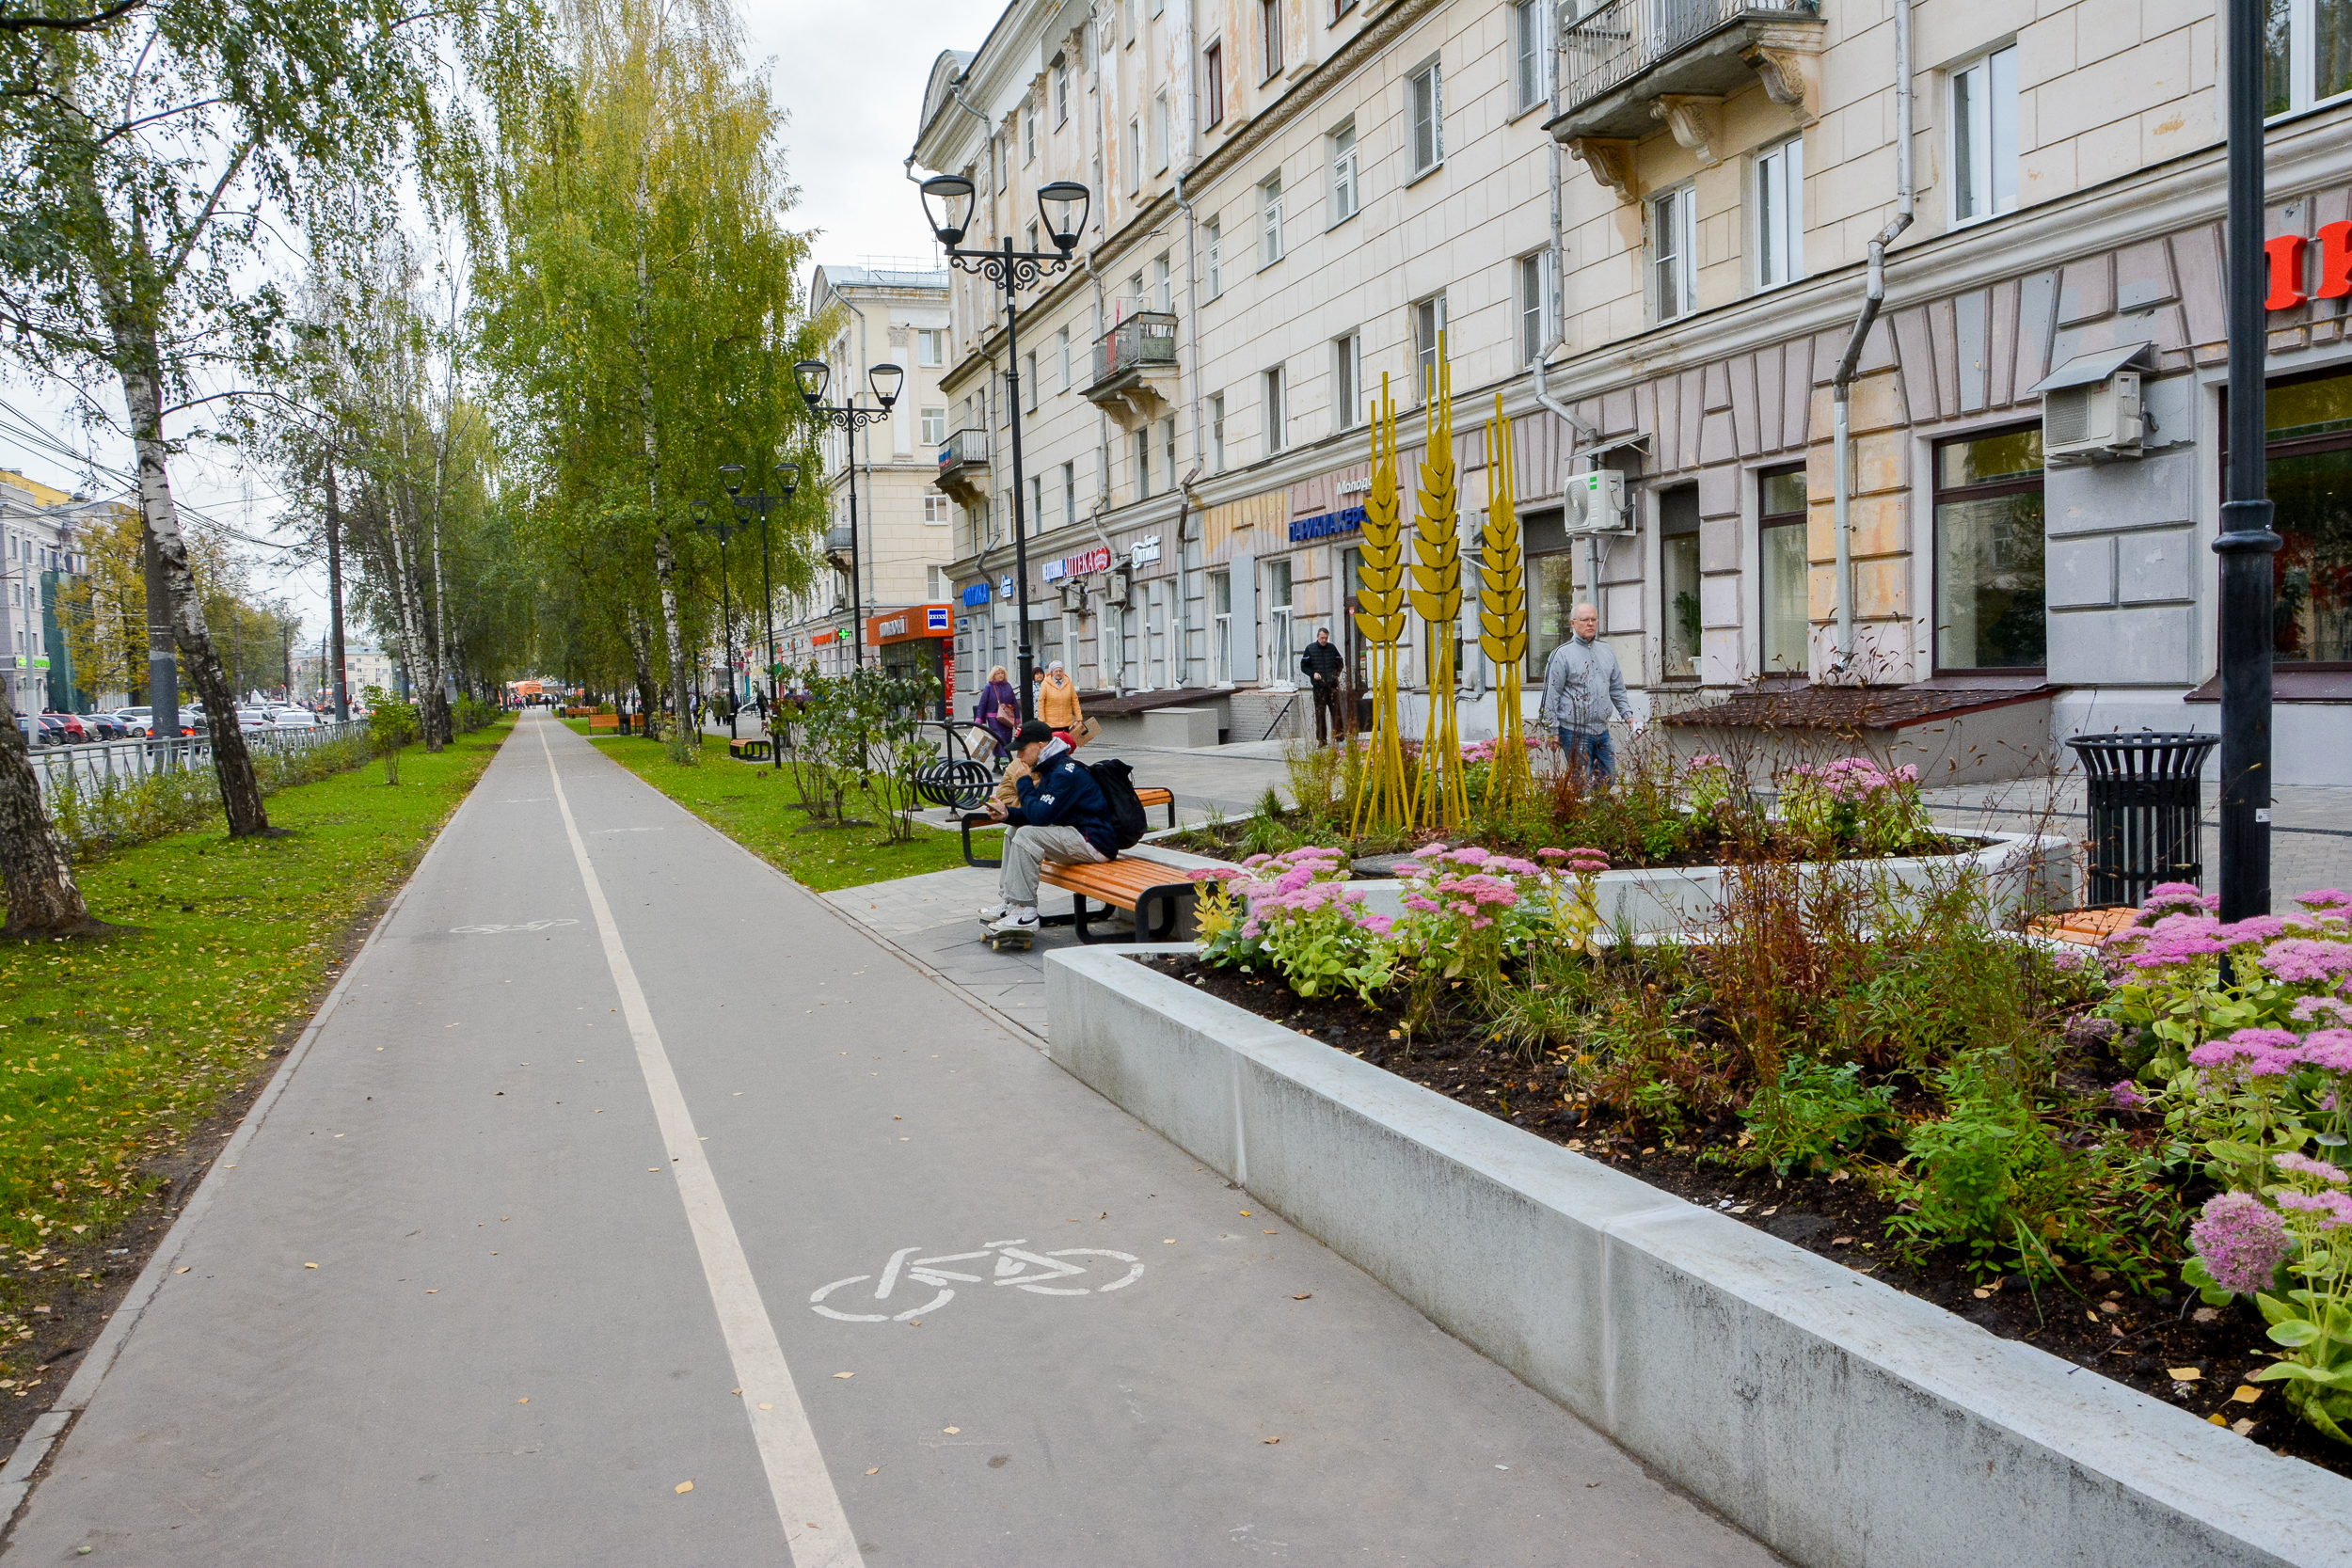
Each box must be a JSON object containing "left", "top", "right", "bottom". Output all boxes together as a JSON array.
[{"left": 536, "top": 721, "right": 857, "bottom": 1568}]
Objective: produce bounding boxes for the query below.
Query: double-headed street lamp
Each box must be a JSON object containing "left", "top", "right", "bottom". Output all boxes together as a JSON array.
[
  {"left": 691, "top": 499, "right": 753, "bottom": 738},
  {"left": 796, "top": 359, "right": 902, "bottom": 672},
  {"left": 718, "top": 460, "right": 800, "bottom": 768},
  {"left": 919, "top": 174, "right": 1090, "bottom": 723}
]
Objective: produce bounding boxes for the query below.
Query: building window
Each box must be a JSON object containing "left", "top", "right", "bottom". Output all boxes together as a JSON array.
[
  {"left": 2259, "top": 366, "right": 2352, "bottom": 662},
  {"left": 2266, "top": 0, "right": 2352, "bottom": 112},
  {"left": 1755, "top": 136, "right": 1804, "bottom": 289},
  {"left": 1213, "top": 569, "right": 1234, "bottom": 682},
  {"left": 1031, "top": 475, "right": 1046, "bottom": 533},
  {"left": 1408, "top": 58, "right": 1444, "bottom": 175},
  {"left": 1518, "top": 252, "right": 1550, "bottom": 362},
  {"left": 1055, "top": 58, "right": 1070, "bottom": 125},
  {"left": 1136, "top": 428, "right": 1152, "bottom": 499},
  {"left": 1329, "top": 120, "right": 1359, "bottom": 223},
  {"left": 1154, "top": 92, "right": 1171, "bottom": 170},
  {"left": 1126, "top": 119, "right": 1141, "bottom": 192},
  {"left": 1933, "top": 425, "right": 2046, "bottom": 672},
  {"left": 1334, "top": 332, "right": 1361, "bottom": 429},
  {"left": 1063, "top": 462, "right": 1078, "bottom": 530},
  {"left": 1262, "top": 0, "right": 1283, "bottom": 78},
  {"left": 1660, "top": 484, "right": 1701, "bottom": 680},
  {"left": 1211, "top": 392, "right": 1227, "bottom": 470},
  {"left": 1024, "top": 352, "right": 1039, "bottom": 412},
  {"left": 1204, "top": 41, "right": 1225, "bottom": 126},
  {"left": 1153, "top": 253, "right": 1171, "bottom": 312},
  {"left": 1057, "top": 326, "right": 1072, "bottom": 390},
  {"left": 1334, "top": 0, "right": 1356, "bottom": 18},
  {"left": 1758, "top": 467, "right": 1809, "bottom": 674},
  {"left": 1951, "top": 45, "right": 2019, "bottom": 223},
  {"left": 1513, "top": 0, "right": 1553, "bottom": 113},
  {"left": 923, "top": 494, "right": 950, "bottom": 525},
  {"left": 1024, "top": 107, "right": 1036, "bottom": 164},
  {"left": 1267, "top": 557, "right": 1295, "bottom": 675},
  {"left": 1164, "top": 417, "right": 1178, "bottom": 485},
  {"left": 1260, "top": 172, "right": 1284, "bottom": 265},
  {"left": 917, "top": 328, "right": 946, "bottom": 366},
  {"left": 921, "top": 406, "right": 947, "bottom": 445},
  {"left": 1413, "top": 293, "right": 1446, "bottom": 402},
  {"left": 1026, "top": 220, "right": 1040, "bottom": 255},
  {"left": 1205, "top": 218, "right": 1223, "bottom": 295},
  {"left": 1652, "top": 183, "right": 1696, "bottom": 321},
  {"left": 1265, "top": 365, "right": 1288, "bottom": 453}
]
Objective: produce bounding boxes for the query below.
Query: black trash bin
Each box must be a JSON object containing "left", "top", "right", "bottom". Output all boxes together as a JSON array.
[{"left": 2065, "top": 732, "right": 2218, "bottom": 908}]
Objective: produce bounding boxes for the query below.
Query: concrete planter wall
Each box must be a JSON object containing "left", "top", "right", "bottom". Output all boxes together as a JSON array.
[{"left": 1044, "top": 946, "right": 2352, "bottom": 1568}]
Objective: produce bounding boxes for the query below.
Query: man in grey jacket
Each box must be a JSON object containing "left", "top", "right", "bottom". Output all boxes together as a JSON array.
[{"left": 1538, "top": 603, "right": 1635, "bottom": 781}]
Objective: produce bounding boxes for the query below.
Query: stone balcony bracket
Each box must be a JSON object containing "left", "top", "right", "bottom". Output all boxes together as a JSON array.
[
  {"left": 1566, "top": 137, "right": 1641, "bottom": 204},
  {"left": 1652, "top": 95, "right": 1726, "bottom": 166}
]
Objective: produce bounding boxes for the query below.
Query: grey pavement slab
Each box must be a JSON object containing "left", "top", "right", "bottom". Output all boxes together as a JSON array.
[{"left": 3, "top": 712, "right": 1778, "bottom": 1567}]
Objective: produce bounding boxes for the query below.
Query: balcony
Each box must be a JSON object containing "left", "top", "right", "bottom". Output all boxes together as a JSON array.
[
  {"left": 1084, "top": 309, "right": 1179, "bottom": 431},
  {"left": 824, "top": 525, "right": 856, "bottom": 563},
  {"left": 933, "top": 426, "right": 991, "bottom": 502},
  {"left": 1548, "top": 0, "right": 1824, "bottom": 202}
]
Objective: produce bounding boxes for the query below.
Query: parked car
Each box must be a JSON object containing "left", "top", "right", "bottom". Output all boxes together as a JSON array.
[
  {"left": 35, "top": 715, "right": 74, "bottom": 744},
  {"left": 116, "top": 706, "right": 154, "bottom": 736},
  {"left": 45, "top": 712, "right": 87, "bottom": 742},
  {"left": 81, "top": 713, "right": 127, "bottom": 740},
  {"left": 17, "top": 714, "right": 52, "bottom": 748},
  {"left": 232, "top": 708, "right": 270, "bottom": 733},
  {"left": 272, "top": 709, "right": 322, "bottom": 730}
]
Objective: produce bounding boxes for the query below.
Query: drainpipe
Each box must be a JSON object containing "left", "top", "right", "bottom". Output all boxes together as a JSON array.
[
  {"left": 1532, "top": 8, "right": 1603, "bottom": 631},
  {"left": 1830, "top": 0, "right": 1914, "bottom": 673}
]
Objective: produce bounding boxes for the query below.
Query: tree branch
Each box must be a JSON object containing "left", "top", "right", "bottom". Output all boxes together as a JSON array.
[{"left": 0, "top": 0, "right": 145, "bottom": 35}]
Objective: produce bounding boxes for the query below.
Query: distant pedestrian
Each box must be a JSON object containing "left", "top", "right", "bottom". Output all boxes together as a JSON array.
[
  {"left": 975, "top": 665, "right": 1020, "bottom": 762},
  {"left": 1039, "top": 661, "right": 1090, "bottom": 745},
  {"left": 1538, "top": 603, "right": 1635, "bottom": 782},
  {"left": 1299, "top": 626, "right": 1345, "bottom": 745}
]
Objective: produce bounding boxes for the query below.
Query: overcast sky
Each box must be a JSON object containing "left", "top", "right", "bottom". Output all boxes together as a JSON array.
[{"left": 0, "top": 0, "right": 1000, "bottom": 682}]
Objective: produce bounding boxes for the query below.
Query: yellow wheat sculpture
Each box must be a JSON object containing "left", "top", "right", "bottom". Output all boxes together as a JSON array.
[
  {"left": 1480, "top": 392, "right": 1531, "bottom": 815},
  {"left": 1350, "top": 373, "right": 1411, "bottom": 837},
  {"left": 1409, "top": 344, "right": 1467, "bottom": 832}
]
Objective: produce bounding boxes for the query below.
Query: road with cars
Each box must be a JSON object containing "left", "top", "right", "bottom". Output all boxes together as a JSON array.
[{"left": 0, "top": 711, "right": 1776, "bottom": 1566}]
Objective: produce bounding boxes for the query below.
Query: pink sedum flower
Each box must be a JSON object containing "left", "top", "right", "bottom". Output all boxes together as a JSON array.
[
  {"left": 2109, "top": 1080, "right": 2152, "bottom": 1112},
  {"left": 2190, "top": 1192, "right": 2294, "bottom": 1292},
  {"left": 2275, "top": 1150, "right": 2352, "bottom": 1186},
  {"left": 2278, "top": 1190, "right": 2352, "bottom": 1229}
]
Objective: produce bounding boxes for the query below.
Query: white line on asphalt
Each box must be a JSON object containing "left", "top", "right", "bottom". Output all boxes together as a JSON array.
[{"left": 537, "top": 720, "right": 857, "bottom": 1567}]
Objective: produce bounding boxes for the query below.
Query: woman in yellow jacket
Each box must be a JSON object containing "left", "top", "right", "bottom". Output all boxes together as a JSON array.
[{"left": 1038, "top": 661, "right": 1088, "bottom": 736}]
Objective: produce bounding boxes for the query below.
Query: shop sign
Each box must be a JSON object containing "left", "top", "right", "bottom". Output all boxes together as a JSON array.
[
  {"left": 1041, "top": 546, "right": 1113, "bottom": 584},
  {"left": 867, "top": 604, "right": 956, "bottom": 645},
  {"left": 811, "top": 628, "right": 837, "bottom": 646},
  {"left": 1130, "top": 534, "right": 1162, "bottom": 567},
  {"left": 1000, "top": 574, "right": 1013, "bottom": 596},
  {"left": 1290, "top": 504, "right": 1367, "bottom": 543},
  {"left": 2267, "top": 222, "right": 2352, "bottom": 310},
  {"left": 1334, "top": 476, "right": 1372, "bottom": 499},
  {"left": 927, "top": 606, "right": 951, "bottom": 631},
  {"left": 962, "top": 582, "right": 992, "bottom": 607},
  {"left": 875, "top": 613, "right": 910, "bottom": 640}
]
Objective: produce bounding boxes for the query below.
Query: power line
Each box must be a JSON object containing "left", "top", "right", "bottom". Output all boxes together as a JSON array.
[{"left": 0, "top": 398, "right": 303, "bottom": 550}]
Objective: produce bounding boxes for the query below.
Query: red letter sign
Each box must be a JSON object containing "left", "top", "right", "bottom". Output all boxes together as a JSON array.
[
  {"left": 2317, "top": 221, "right": 2352, "bottom": 301},
  {"left": 2267, "top": 233, "right": 2310, "bottom": 310}
]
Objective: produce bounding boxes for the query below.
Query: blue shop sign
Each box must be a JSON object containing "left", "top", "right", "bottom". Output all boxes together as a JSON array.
[
  {"left": 1290, "top": 504, "right": 1367, "bottom": 543},
  {"left": 961, "top": 582, "right": 992, "bottom": 607}
]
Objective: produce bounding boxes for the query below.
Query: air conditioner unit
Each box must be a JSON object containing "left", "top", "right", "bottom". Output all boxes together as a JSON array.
[
  {"left": 2029, "top": 342, "right": 2155, "bottom": 465},
  {"left": 1564, "top": 468, "right": 1630, "bottom": 531},
  {"left": 1058, "top": 579, "right": 1088, "bottom": 613},
  {"left": 1099, "top": 567, "right": 1132, "bottom": 609}
]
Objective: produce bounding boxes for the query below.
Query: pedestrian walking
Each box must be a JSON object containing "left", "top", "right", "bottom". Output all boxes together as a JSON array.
[
  {"left": 975, "top": 665, "right": 1020, "bottom": 762},
  {"left": 1299, "top": 626, "right": 1346, "bottom": 745},
  {"left": 1038, "top": 661, "right": 1093, "bottom": 746},
  {"left": 1537, "top": 603, "right": 1636, "bottom": 782},
  {"left": 977, "top": 721, "right": 1120, "bottom": 935}
]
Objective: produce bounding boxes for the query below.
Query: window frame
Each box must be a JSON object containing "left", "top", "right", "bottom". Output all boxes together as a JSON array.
[
  {"left": 1931, "top": 421, "right": 2048, "bottom": 674},
  {"left": 1057, "top": 326, "right": 1072, "bottom": 391},
  {"left": 1126, "top": 118, "right": 1142, "bottom": 194},
  {"left": 1260, "top": 171, "right": 1284, "bottom": 267},
  {"left": 1262, "top": 0, "right": 1283, "bottom": 79},
  {"left": 1210, "top": 391, "right": 1227, "bottom": 471},
  {"left": 1756, "top": 464, "right": 1809, "bottom": 675},
  {"left": 1333, "top": 331, "right": 1362, "bottom": 430},
  {"left": 2223, "top": 363, "right": 2352, "bottom": 668},
  {"left": 1205, "top": 217, "right": 1223, "bottom": 296},
  {"left": 1407, "top": 57, "right": 1445, "bottom": 177},
  {"left": 1949, "top": 44, "right": 2019, "bottom": 226},
  {"left": 1413, "top": 293, "right": 1447, "bottom": 404},
  {"left": 1153, "top": 91, "right": 1171, "bottom": 171},
  {"left": 1650, "top": 182, "right": 1696, "bottom": 322},
  {"left": 2265, "top": 0, "right": 2352, "bottom": 116},
  {"left": 1329, "top": 119, "right": 1359, "bottom": 225},
  {"left": 1024, "top": 105, "right": 1036, "bottom": 165},
  {"left": 1658, "top": 483, "right": 1703, "bottom": 683},
  {"left": 1204, "top": 40, "right": 1226, "bottom": 127},
  {"left": 1054, "top": 58, "right": 1070, "bottom": 126},
  {"left": 1518, "top": 251, "right": 1551, "bottom": 363},
  {"left": 1512, "top": 0, "right": 1554, "bottom": 115},
  {"left": 1755, "top": 135, "right": 1804, "bottom": 290},
  {"left": 1265, "top": 364, "right": 1289, "bottom": 454},
  {"left": 1063, "top": 462, "right": 1078, "bottom": 530},
  {"left": 920, "top": 406, "right": 948, "bottom": 446}
]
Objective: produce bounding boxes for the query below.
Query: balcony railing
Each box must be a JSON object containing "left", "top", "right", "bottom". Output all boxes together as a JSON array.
[
  {"left": 824, "top": 526, "right": 856, "bottom": 555},
  {"left": 1090, "top": 311, "right": 1178, "bottom": 388},
  {"left": 938, "top": 427, "right": 990, "bottom": 471},
  {"left": 1561, "top": 0, "right": 1818, "bottom": 115}
]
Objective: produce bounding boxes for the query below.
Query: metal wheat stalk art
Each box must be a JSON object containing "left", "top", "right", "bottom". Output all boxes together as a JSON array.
[
  {"left": 1350, "top": 372, "right": 1411, "bottom": 837},
  {"left": 1480, "top": 392, "right": 1531, "bottom": 815},
  {"left": 1409, "top": 344, "right": 1467, "bottom": 832}
]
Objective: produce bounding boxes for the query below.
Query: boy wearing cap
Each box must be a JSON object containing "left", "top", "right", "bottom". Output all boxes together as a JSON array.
[{"left": 977, "top": 720, "right": 1119, "bottom": 933}]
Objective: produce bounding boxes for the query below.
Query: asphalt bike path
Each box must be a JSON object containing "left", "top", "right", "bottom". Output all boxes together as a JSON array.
[{"left": 3, "top": 713, "right": 1778, "bottom": 1566}]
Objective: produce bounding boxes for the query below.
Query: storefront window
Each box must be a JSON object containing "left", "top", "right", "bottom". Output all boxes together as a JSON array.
[
  {"left": 1660, "top": 484, "right": 1700, "bottom": 679},
  {"left": 1267, "top": 558, "right": 1294, "bottom": 680},
  {"left": 1526, "top": 551, "right": 1578, "bottom": 682},
  {"left": 1759, "top": 467, "right": 1809, "bottom": 673},
  {"left": 1933, "top": 426, "right": 2046, "bottom": 671},
  {"left": 2265, "top": 367, "right": 2352, "bottom": 663}
]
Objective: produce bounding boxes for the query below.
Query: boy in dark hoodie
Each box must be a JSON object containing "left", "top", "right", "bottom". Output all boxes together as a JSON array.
[{"left": 977, "top": 721, "right": 1119, "bottom": 933}]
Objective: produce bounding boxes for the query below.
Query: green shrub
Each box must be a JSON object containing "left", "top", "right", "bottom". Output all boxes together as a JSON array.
[{"left": 1742, "top": 1057, "right": 1895, "bottom": 1177}]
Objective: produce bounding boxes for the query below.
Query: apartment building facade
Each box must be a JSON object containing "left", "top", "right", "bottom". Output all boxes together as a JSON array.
[
  {"left": 771, "top": 264, "right": 961, "bottom": 697},
  {"left": 914, "top": 0, "right": 2352, "bottom": 780},
  {"left": 1, "top": 470, "right": 101, "bottom": 714}
]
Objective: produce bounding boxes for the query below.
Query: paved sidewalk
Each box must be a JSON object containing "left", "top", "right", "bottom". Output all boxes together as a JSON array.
[{"left": 2, "top": 712, "right": 1779, "bottom": 1566}]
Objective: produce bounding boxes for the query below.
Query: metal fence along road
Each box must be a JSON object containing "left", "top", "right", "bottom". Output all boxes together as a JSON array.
[{"left": 25, "top": 720, "right": 372, "bottom": 802}]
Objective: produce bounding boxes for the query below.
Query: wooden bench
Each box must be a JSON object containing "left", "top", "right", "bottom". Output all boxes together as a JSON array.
[
  {"left": 728, "top": 737, "right": 773, "bottom": 761},
  {"left": 959, "top": 786, "right": 1178, "bottom": 868},
  {"left": 2025, "top": 906, "right": 2137, "bottom": 946},
  {"left": 1038, "top": 857, "right": 1196, "bottom": 942}
]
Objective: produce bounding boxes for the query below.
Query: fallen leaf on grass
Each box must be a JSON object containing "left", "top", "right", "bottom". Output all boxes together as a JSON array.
[
  {"left": 675, "top": 1481, "right": 693, "bottom": 1494},
  {"left": 2232, "top": 1386, "right": 2263, "bottom": 1403}
]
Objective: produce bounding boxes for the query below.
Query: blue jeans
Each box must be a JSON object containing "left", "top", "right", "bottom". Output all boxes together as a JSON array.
[{"left": 1558, "top": 727, "right": 1614, "bottom": 781}]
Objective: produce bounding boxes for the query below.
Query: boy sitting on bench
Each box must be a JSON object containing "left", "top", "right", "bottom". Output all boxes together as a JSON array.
[{"left": 977, "top": 721, "right": 1119, "bottom": 935}]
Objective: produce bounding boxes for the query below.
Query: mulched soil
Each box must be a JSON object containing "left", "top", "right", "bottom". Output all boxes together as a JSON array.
[
  {"left": 1135, "top": 952, "right": 2350, "bottom": 1480},
  {"left": 0, "top": 886, "right": 397, "bottom": 1465}
]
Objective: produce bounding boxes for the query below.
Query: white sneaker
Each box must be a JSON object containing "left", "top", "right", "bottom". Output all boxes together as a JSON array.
[
  {"left": 978, "top": 902, "right": 1009, "bottom": 921},
  {"left": 989, "top": 907, "right": 1040, "bottom": 933}
]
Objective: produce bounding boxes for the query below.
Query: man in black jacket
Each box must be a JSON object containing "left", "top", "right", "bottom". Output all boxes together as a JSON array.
[
  {"left": 977, "top": 721, "right": 1119, "bottom": 934},
  {"left": 1299, "top": 626, "right": 1346, "bottom": 746}
]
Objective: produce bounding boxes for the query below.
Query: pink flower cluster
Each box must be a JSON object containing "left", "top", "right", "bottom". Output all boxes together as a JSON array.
[
  {"left": 1406, "top": 843, "right": 1542, "bottom": 877},
  {"left": 2187, "top": 1027, "right": 2352, "bottom": 1078},
  {"left": 1536, "top": 845, "right": 1613, "bottom": 876},
  {"left": 2104, "top": 895, "right": 2352, "bottom": 985},
  {"left": 1785, "top": 755, "right": 1920, "bottom": 800},
  {"left": 2276, "top": 1149, "right": 2352, "bottom": 1186},
  {"left": 1210, "top": 846, "right": 1387, "bottom": 941},
  {"left": 2296, "top": 889, "right": 2352, "bottom": 913},
  {"left": 2109, "top": 1080, "right": 2152, "bottom": 1112},
  {"left": 2278, "top": 1189, "right": 2352, "bottom": 1229},
  {"left": 2140, "top": 881, "right": 2217, "bottom": 917},
  {"left": 1458, "top": 736, "right": 1541, "bottom": 764},
  {"left": 2191, "top": 1192, "right": 2294, "bottom": 1292}
]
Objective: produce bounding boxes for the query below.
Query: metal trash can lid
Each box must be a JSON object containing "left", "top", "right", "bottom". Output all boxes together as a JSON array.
[{"left": 2065, "top": 731, "right": 2218, "bottom": 779}]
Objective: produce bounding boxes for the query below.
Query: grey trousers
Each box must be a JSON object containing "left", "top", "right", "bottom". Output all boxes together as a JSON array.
[{"left": 1003, "top": 823, "right": 1105, "bottom": 905}]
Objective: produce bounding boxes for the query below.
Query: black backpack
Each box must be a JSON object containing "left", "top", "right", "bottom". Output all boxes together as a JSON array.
[{"left": 1087, "top": 757, "right": 1150, "bottom": 852}]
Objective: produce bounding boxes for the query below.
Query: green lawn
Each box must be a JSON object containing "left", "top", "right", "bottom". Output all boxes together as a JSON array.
[
  {"left": 577, "top": 727, "right": 991, "bottom": 892},
  {"left": 0, "top": 723, "right": 509, "bottom": 1282}
]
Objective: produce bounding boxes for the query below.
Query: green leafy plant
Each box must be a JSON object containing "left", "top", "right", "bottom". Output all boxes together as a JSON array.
[
  {"left": 364, "top": 688, "right": 421, "bottom": 784},
  {"left": 1742, "top": 1056, "right": 1896, "bottom": 1177}
]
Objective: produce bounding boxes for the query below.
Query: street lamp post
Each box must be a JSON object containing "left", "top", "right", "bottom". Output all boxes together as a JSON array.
[
  {"left": 919, "top": 174, "right": 1090, "bottom": 723},
  {"left": 692, "top": 499, "right": 750, "bottom": 739},
  {"left": 719, "top": 461, "right": 801, "bottom": 770},
  {"left": 796, "top": 361, "right": 902, "bottom": 673},
  {"left": 2216, "top": 0, "right": 2282, "bottom": 922}
]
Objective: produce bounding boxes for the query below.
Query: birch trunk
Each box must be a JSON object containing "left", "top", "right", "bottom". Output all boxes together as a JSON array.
[
  {"left": 0, "top": 679, "right": 92, "bottom": 934},
  {"left": 633, "top": 162, "right": 693, "bottom": 765}
]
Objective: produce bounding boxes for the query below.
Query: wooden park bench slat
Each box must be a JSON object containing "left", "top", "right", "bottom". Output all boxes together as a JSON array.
[{"left": 1039, "top": 858, "right": 1196, "bottom": 943}]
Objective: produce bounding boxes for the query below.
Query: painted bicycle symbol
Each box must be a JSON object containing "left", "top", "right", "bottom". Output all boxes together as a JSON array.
[
  {"left": 810, "top": 1238, "right": 1145, "bottom": 1323},
  {"left": 449, "top": 919, "right": 580, "bottom": 934}
]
